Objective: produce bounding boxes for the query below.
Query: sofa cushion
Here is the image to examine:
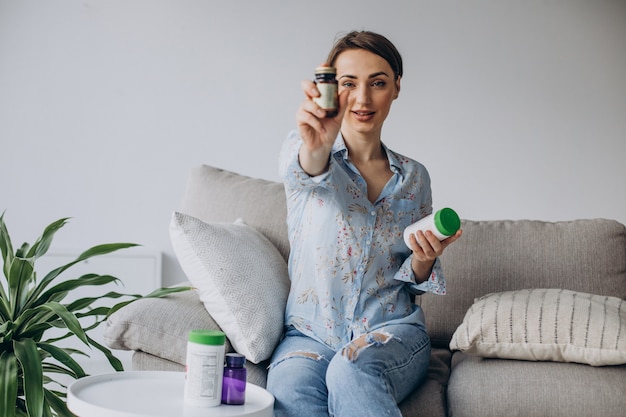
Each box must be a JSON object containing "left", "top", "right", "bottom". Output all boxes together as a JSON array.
[
  {"left": 419, "top": 219, "right": 626, "bottom": 347},
  {"left": 169, "top": 212, "right": 290, "bottom": 363},
  {"left": 449, "top": 288, "right": 626, "bottom": 366},
  {"left": 104, "top": 290, "right": 230, "bottom": 365},
  {"left": 447, "top": 352, "right": 626, "bottom": 417},
  {"left": 398, "top": 348, "right": 451, "bottom": 417},
  {"left": 179, "top": 165, "right": 289, "bottom": 261}
]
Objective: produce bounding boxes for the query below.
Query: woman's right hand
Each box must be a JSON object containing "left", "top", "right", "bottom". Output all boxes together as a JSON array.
[{"left": 297, "top": 79, "right": 347, "bottom": 176}]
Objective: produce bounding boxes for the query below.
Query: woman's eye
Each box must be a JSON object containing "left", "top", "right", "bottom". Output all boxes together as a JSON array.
[
  {"left": 372, "top": 80, "right": 386, "bottom": 88},
  {"left": 342, "top": 81, "right": 355, "bottom": 88}
]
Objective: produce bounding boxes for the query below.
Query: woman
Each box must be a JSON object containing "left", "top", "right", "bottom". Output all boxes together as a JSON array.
[{"left": 267, "top": 30, "right": 462, "bottom": 417}]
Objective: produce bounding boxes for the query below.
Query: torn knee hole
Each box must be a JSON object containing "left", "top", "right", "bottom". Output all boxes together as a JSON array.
[
  {"left": 341, "top": 332, "right": 392, "bottom": 361},
  {"left": 282, "top": 351, "right": 322, "bottom": 361},
  {"left": 270, "top": 350, "right": 323, "bottom": 370}
]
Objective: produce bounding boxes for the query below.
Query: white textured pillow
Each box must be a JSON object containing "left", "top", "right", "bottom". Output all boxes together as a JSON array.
[
  {"left": 169, "top": 212, "right": 290, "bottom": 363},
  {"left": 450, "top": 288, "right": 626, "bottom": 366}
]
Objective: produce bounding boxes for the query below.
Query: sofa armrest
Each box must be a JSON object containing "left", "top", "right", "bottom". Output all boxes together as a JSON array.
[{"left": 104, "top": 290, "right": 233, "bottom": 366}]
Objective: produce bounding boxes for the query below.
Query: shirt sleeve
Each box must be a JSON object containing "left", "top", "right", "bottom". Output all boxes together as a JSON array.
[
  {"left": 279, "top": 130, "right": 332, "bottom": 189},
  {"left": 395, "top": 254, "right": 446, "bottom": 295}
]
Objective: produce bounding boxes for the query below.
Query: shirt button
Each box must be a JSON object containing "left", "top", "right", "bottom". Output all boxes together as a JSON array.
[{"left": 370, "top": 211, "right": 376, "bottom": 216}]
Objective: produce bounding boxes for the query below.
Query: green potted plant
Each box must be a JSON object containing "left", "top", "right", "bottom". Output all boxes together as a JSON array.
[{"left": 0, "top": 214, "right": 190, "bottom": 417}]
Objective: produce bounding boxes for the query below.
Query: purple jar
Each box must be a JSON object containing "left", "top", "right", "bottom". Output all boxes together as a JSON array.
[{"left": 221, "top": 353, "right": 247, "bottom": 405}]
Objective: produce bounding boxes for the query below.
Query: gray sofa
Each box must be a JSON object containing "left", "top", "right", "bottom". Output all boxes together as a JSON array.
[{"left": 105, "top": 165, "right": 626, "bottom": 417}]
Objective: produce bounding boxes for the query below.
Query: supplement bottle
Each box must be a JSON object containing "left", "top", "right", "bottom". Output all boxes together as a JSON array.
[
  {"left": 313, "top": 64, "right": 338, "bottom": 117},
  {"left": 221, "top": 353, "right": 247, "bottom": 405},
  {"left": 403, "top": 208, "right": 461, "bottom": 247},
  {"left": 184, "top": 329, "right": 226, "bottom": 407}
]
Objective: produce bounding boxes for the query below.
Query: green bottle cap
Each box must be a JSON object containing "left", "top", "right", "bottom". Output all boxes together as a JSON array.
[
  {"left": 434, "top": 208, "right": 461, "bottom": 236},
  {"left": 188, "top": 329, "right": 225, "bottom": 346}
]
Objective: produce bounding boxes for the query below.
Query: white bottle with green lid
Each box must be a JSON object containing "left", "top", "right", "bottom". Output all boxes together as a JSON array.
[
  {"left": 184, "top": 329, "right": 226, "bottom": 407},
  {"left": 403, "top": 208, "right": 461, "bottom": 247}
]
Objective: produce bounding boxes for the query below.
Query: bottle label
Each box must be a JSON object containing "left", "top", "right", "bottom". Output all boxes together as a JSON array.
[
  {"left": 187, "top": 351, "right": 219, "bottom": 399},
  {"left": 313, "top": 83, "right": 338, "bottom": 110}
]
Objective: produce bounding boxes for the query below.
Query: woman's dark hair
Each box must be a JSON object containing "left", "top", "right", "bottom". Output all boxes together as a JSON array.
[{"left": 327, "top": 31, "right": 403, "bottom": 80}]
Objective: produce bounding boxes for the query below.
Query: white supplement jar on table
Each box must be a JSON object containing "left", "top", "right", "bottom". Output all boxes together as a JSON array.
[{"left": 184, "top": 329, "right": 226, "bottom": 407}]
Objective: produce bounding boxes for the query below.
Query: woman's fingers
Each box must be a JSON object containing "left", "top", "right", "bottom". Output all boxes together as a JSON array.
[
  {"left": 297, "top": 102, "right": 326, "bottom": 134},
  {"left": 301, "top": 79, "right": 319, "bottom": 99}
]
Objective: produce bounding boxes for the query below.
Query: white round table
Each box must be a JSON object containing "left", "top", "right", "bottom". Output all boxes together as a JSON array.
[{"left": 67, "top": 371, "right": 274, "bottom": 417}]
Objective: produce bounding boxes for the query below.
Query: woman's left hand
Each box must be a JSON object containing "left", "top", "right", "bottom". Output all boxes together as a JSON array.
[{"left": 408, "top": 229, "right": 462, "bottom": 282}]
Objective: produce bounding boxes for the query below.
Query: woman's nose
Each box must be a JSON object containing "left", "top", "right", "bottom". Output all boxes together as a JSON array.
[{"left": 355, "top": 85, "right": 371, "bottom": 105}]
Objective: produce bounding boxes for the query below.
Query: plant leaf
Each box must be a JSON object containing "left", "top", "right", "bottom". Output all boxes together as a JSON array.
[
  {"left": 0, "top": 212, "right": 15, "bottom": 282},
  {"left": 42, "top": 400, "right": 53, "bottom": 417},
  {"left": 14, "top": 338, "right": 44, "bottom": 417},
  {"left": 0, "top": 350, "right": 18, "bottom": 417},
  {"left": 33, "top": 274, "right": 120, "bottom": 308},
  {"left": 25, "top": 218, "right": 69, "bottom": 260},
  {"left": 144, "top": 285, "right": 194, "bottom": 298},
  {"left": 38, "top": 343, "right": 86, "bottom": 379},
  {"left": 16, "top": 403, "right": 28, "bottom": 417},
  {"left": 15, "top": 302, "right": 89, "bottom": 350},
  {"left": 67, "top": 291, "right": 138, "bottom": 313},
  {"left": 106, "top": 285, "right": 193, "bottom": 317},
  {"left": 44, "top": 388, "right": 74, "bottom": 417},
  {"left": 42, "top": 347, "right": 88, "bottom": 361},
  {"left": 8, "top": 257, "right": 35, "bottom": 319},
  {"left": 86, "top": 334, "right": 124, "bottom": 371},
  {"left": 28, "top": 243, "right": 139, "bottom": 306},
  {"left": 41, "top": 302, "right": 89, "bottom": 347},
  {"left": 12, "top": 305, "right": 56, "bottom": 340},
  {"left": 15, "top": 243, "right": 30, "bottom": 258},
  {"left": 75, "top": 306, "right": 111, "bottom": 318},
  {"left": 15, "top": 322, "right": 51, "bottom": 342},
  {"left": 0, "top": 298, "right": 12, "bottom": 323},
  {"left": 39, "top": 330, "right": 73, "bottom": 345},
  {"left": 0, "top": 320, "right": 14, "bottom": 344},
  {"left": 42, "top": 362, "right": 86, "bottom": 380}
]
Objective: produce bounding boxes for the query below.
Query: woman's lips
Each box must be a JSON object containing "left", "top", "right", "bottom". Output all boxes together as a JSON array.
[{"left": 352, "top": 110, "right": 375, "bottom": 122}]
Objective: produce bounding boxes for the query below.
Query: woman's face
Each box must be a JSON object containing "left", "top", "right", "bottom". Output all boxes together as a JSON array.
[{"left": 334, "top": 48, "right": 401, "bottom": 140}]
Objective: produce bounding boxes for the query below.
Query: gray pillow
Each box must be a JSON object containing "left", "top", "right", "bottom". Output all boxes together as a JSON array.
[
  {"left": 169, "top": 212, "right": 290, "bottom": 363},
  {"left": 104, "top": 290, "right": 228, "bottom": 366}
]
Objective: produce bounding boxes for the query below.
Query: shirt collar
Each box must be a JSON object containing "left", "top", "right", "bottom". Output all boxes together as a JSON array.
[
  {"left": 331, "top": 133, "right": 349, "bottom": 156},
  {"left": 332, "top": 133, "right": 404, "bottom": 177}
]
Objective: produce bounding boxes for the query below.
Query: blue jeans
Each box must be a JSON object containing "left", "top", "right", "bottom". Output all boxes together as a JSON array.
[{"left": 266, "top": 324, "right": 431, "bottom": 417}]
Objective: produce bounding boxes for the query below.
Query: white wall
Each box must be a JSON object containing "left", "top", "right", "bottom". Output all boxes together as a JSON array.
[{"left": 1, "top": 0, "right": 625, "bottom": 286}]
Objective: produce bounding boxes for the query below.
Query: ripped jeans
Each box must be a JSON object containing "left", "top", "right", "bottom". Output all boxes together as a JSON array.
[{"left": 266, "top": 324, "right": 431, "bottom": 417}]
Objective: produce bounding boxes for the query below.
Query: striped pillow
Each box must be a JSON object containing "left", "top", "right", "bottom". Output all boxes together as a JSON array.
[{"left": 449, "top": 289, "right": 626, "bottom": 366}]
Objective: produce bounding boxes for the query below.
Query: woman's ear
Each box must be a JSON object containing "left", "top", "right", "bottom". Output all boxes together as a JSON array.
[{"left": 394, "top": 76, "right": 401, "bottom": 99}]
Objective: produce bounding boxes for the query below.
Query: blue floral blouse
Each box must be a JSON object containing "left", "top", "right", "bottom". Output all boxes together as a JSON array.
[{"left": 279, "top": 130, "right": 446, "bottom": 350}]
